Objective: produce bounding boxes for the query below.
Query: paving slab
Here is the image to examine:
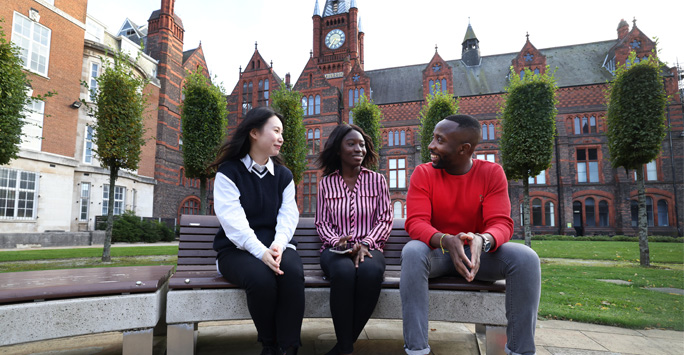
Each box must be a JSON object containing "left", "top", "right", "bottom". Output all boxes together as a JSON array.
[
  {"left": 534, "top": 328, "right": 607, "bottom": 351},
  {"left": 583, "top": 331, "right": 675, "bottom": 355},
  {"left": 537, "top": 319, "right": 642, "bottom": 336},
  {"left": 541, "top": 347, "right": 620, "bottom": 355}
]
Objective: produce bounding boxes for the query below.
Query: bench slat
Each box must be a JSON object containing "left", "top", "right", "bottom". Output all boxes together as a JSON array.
[
  {"left": 173, "top": 215, "right": 505, "bottom": 294},
  {"left": 0, "top": 265, "right": 174, "bottom": 304}
]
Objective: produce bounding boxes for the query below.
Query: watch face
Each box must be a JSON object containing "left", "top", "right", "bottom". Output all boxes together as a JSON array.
[{"left": 325, "top": 29, "right": 345, "bottom": 49}]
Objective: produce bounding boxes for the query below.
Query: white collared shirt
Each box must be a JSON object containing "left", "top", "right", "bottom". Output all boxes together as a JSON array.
[{"left": 213, "top": 154, "right": 299, "bottom": 261}]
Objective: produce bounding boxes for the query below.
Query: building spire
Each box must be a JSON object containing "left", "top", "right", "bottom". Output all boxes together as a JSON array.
[
  {"left": 351, "top": 0, "right": 357, "bottom": 9},
  {"left": 358, "top": 17, "right": 364, "bottom": 33},
  {"left": 313, "top": 0, "right": 320, "bottom": 16}
]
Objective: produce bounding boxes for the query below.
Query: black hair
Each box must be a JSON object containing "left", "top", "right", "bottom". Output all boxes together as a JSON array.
[
  {"left": 317, "top": 124, "right": 378, "bottom": 176},
  {"left": 443, "top": 114, "right": 481, "bottom": 146},
  {"left": 210, "top": 106, "right": 283, "bottom": 170}
]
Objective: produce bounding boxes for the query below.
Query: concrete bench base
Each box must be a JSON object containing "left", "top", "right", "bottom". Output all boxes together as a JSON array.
[
  {"left": 0, "top": 282, "right": 168, "bottom": 354},
  {"left": 166, "top": 288, "right": 507, "bottom": 355}
]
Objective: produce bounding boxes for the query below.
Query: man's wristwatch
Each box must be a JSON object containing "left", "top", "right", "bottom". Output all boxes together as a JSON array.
[{"left": 478, "top": 234, "right": 491, "bottom": 252}]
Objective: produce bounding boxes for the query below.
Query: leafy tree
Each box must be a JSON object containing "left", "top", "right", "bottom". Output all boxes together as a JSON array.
[
  {"left": 606, "top": 51, "right": 667, "bottom": 267},
  {"left": 499, "top": 67, "right": 558, "bottom": 247},
  {"left": 271, "top": 84, "right": 307, "bottom": 185},
  {"left": 84, "top": 50, "right": 148, "bottom": 262},
  {"left": 180, "top": 67, "right": 228, "bottom": 215},
  {"left": 351, "top": 94, "right": 383, "bottom": 170},
  {"left": 0, "top": 20, "right": 54, "bottom": 164},
  {"left": 419, "top": 83, "right": 459, "bottom": 163}
]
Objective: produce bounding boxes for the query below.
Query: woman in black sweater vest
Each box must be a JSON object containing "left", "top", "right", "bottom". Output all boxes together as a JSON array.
[{"left": 210, "top": 107, "right": 304, "bottom": 355}]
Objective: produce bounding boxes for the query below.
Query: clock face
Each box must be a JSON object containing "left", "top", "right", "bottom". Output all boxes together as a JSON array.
[{"left": 325, "top": 29, "right": 345, "bottom": 50}]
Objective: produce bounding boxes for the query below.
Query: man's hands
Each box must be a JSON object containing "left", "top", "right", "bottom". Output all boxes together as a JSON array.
[
  {"left": 440, "top": 232, "right": 484, "bottom": 282},
  {"left": 262, "top": 244, "right": 284, "bottom": 275}
]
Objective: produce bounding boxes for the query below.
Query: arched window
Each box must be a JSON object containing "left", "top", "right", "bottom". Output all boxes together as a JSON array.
[
  {"left": 301, "top": 97, "right": 308, "bottom": 116},
  {"left": 264, "top": 79, "right": 269, "bottom": 100},
  {"left": 308, "top": 96, "right": 314, "bottom": 116},
  {"left": 248, "top": 82, "right": 253, "bottom": 102},
  {"left": 315, "top": 95, "right": 321, "bottom": 115},
  {"left": 630, "top": 200, "right": 638, "bottom": 227},
  {"left": 400, "top": 130, "right": 406, "bottom": 145},
  {"left": 585, "top": 198, "right": 596, "bottom": 227},
  {"left": 599, "top": 200, "right": 609, "bottom": 227},
  {"left": 348, "top": 89, "right": 353, "bottom": 108},
  {"left": 532, "top": 198, "right": 542, "bottom": 226},
  {"left": 394, "top": 130, "right": 399, "bottom": 146},
  {"left": 646, "top": 197, "right": 654, "bottom": 227},
  {"left": 582, "top": 116, "right": 589, "bottom": 134},
  {"left": 441, "top": 78, "right": 447, "bottom": 93},
  {"left": 534, "top": 68, "right": 540, "bottom": 75},
  {"left": 354, "top": 89, "right": 359, "bottom": 105},
  {"left": 309, "top": 73, "right": 313, "bottom": 86},
  {"left": 360, "top": 88, "right": 365, "bottom": 100},
  {"left": 545, "top": 202, "right": 555, "bottom": 227},
  {"left": 258, "top": 80, "right": 263, "bottom": 99},
  {"left": 429, "top": 80, "right": 434, "bottom": 95},
  {"left": 482, "top": 124, "right": 488, "bottom": 140},
  {"left": 388, "top": 131, "right": 394, "bottom": 146},
  {"left": 393, "top": 201, "right": 403, "bottom": 219},
  {"left": 574, "top": 117, "right": 581, "bottom": 134},
  {"left": 179, "top": 168, "right": 185, "bottom": 186},
  {"left": 180, "top": 197, "right": 200, "bottom": 217},
  {"left": 520, "top": 70, "right": 525, "bottom": 79},
  {"left": 657, "top": 200, "right": 669, "bottom": 226},
  {"left": 349, "top": 111, "right": 353, "bottom": 125},
  {"left": 314, "top": 128, "right": 321, "bottom": 154},
  {"left": 307, "top": 129, "right": 314, "bottom": 155},
  {"left": 488, "top": 124, "right": 495, "bottom": 140},
  {"left": 589, "top": 116, "right": 596, "bottom": 133}
]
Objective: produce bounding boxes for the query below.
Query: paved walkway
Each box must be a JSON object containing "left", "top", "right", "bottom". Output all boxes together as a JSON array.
[{"left": 1, "top": 319, "right": 681, "bottom": 355}]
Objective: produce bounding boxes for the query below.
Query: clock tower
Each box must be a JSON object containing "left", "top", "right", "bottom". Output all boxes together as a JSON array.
[{"left": 312, "top": 0, "right": 364, "bottom": 84}]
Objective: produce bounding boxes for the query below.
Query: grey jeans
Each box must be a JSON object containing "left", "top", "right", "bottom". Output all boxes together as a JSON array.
[{"left": 400, "top": 240, "right": 541, "bottom": 355}]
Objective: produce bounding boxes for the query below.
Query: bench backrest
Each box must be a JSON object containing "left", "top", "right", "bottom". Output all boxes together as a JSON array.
[{"left": 177, "top": 215, "right": 408, "bottom": 272}]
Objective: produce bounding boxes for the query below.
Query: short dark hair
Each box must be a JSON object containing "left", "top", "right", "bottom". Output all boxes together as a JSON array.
[
  {"left": 317, "top": 124, "right": 378, "bottom": 176},
  {"left": 443, "top": 114, "right": 481, "bottom": 146},
  {"left": 210, "top": 106, "right": 283, "bottom": 170}
]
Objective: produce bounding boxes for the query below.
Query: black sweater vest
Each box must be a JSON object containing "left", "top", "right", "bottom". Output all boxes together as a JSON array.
[{"left": 213, "top": 159, "right": 294, "bottom": 253}]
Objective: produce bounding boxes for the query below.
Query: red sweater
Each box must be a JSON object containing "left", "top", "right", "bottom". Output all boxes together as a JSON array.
[{"left": 405, "top": 160, "right": 514, "bottom": 251}]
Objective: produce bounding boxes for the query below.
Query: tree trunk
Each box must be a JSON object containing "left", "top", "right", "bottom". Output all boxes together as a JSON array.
[
  {"left": 102, "top": 166, "right": 119, "bottom": 262},
  {"left": 636, "top": 167, "right": 650, "bottom": 267},
  {"left": 200, "top": 177, "right": 207, "bottom": 215},
  {"left": 523, "top": 178, "right": 532, "bottom": 247}
]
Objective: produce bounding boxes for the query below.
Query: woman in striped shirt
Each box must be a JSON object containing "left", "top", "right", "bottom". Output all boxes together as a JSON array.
[{"left": 315, "top": 124, "right": 393, "bottom": 355}]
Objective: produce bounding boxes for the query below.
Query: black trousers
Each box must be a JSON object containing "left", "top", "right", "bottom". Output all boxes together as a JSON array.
[
  {"left": 217, "top": 247, "right": 305, "bottom": 349},
  {"left": 320, "top": 248, "right": 386, "bottom": 353}
]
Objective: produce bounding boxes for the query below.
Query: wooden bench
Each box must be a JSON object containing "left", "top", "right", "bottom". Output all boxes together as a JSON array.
[
  {"left": 0, "top": 265, "right": 174, "bottom": 354},
  {"left": 166, "top": 215, "right": 507, "bottom": 355}
]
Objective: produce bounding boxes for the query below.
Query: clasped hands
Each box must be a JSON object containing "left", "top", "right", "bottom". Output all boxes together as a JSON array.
[
  {"left": 440, "top": 232, "right": 484, "bottom": 282},
  {"left": 261, "top": 244, "right": 285, "bottom": 275},
  {"left": 337, "top": 235, "right": 372, "bottom": 268}
]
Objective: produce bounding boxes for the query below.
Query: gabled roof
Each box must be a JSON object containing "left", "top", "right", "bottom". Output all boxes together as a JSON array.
[{"left": 366, "top": 40, "right": 616, "bottom": 105}]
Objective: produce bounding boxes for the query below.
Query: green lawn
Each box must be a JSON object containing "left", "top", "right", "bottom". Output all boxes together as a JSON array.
[
  {"left": 540, "top": 263, "right": 683, "bottom": 330},
  {"left": 513, "top": 240, "right": 684, "bottom": 264},
  {"left": 0, "top": 245, "right": 178, "bottom": 262}
]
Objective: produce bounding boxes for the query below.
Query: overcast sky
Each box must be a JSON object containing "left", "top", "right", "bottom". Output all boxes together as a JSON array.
[{"left": 87, "top": 0, "right": 682, "bottom": 92}]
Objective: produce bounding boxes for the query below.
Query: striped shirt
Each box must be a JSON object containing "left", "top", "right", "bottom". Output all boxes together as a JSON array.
[{"left": 315, "top": 167, "right": 393, "bottom": 252}]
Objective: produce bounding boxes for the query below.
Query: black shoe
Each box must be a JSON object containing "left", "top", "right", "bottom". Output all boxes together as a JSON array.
[
  {"left": 261, "top": 345, "right": 279, "bottom": 355},
  {"left": 324, "top": 344, "right": 340, "bottom": 355},
  {"left": 281, "top": 346, "right": 298, "bottom": 355}
]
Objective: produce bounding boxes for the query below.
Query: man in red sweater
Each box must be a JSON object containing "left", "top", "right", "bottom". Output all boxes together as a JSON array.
[{"left": 401, "top": 115, "right": 541, "bottom": 355}]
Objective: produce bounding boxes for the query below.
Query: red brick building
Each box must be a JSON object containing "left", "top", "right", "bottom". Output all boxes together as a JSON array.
[{"left": 225, "top": 1, "right": 682, "bottom": 237}]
